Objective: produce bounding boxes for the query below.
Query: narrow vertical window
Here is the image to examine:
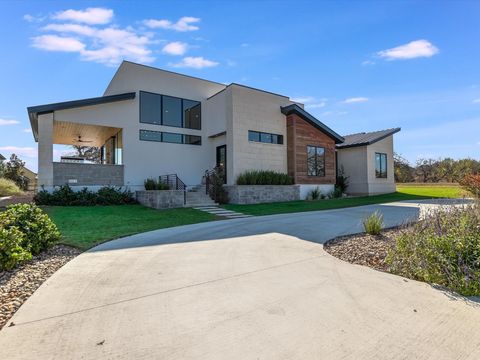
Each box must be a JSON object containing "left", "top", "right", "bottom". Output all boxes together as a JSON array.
[
  {"left": 375, "top": 153, "right": 387, "bottom": 178},
  {"left": 307, "top": 145, "right": 325, "bottom": 176}
]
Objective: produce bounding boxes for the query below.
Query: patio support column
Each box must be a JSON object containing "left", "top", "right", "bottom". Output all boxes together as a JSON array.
[{"left": 37, "top": 112, "right": 54, "bottom": 190}]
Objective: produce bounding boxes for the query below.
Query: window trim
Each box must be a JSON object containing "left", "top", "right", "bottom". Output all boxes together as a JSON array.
[
  {"left": 139, "top": 90, "right": 202, "bottom": 130},
  {"left": 139, "top": 129, "right": 202, "bottom": 146},
  {"left": 375, "top": 152, "right": 388, "bottom": 179},
  {"left": 306, "top": 145, "right": 326, "bottom": 177},
  {"left": 248, "top": 130, "right": 284, "bottom": 145}
]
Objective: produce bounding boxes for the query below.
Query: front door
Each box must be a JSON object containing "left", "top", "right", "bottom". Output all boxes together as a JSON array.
[{"left": 216, "top": 145, "right": 227, "bottom": 184}]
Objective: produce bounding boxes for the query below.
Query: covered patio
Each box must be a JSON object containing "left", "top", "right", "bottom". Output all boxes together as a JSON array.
[{"left": 27, "top": 93, "right": 135, "bottom": 190}]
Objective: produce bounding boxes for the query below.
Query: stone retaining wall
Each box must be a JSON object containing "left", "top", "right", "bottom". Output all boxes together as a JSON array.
[
  {"left": 53, "top": 162, "right": 124, "bottom": 186},
  {"left": 224, "top": 185, "right": 300, "bottom": 204},
  {"left": 136, "top": 190, "right": 185, "bottom": 209}
]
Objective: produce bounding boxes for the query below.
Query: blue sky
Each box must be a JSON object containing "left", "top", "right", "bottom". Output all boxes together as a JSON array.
[{"left": 1, "top": 0, "right": 479, "bottom": 171}]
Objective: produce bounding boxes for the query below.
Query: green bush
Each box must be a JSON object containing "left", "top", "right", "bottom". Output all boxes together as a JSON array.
[
  {"left": 0, "top": 227, "right": 31, "bottom": 270},
  {"left": 34, "top": 185, "right": 136, "bottom": 206},
  {"left": 387, "top": 204, "right": 480, "bottom": 296},
  {"left": 207, "top": 167, "right": 229, "bottom": 204},
  {"left": 363, "top": 211, "right": 384, "bottom": 235},
  {"left": 144, "top": 178, "right": 170, "bottom": 190},
  {"left": 236, "top": 170, "right": 293, "bottom": 185},
  {"left": 0, "top": 178, "right": 23, "bottom": 197},
  {"left": 336, "top": 166, "right": 349, "bottom": 193},
  {"left": 0, "top": 203, "right": 61, "bottom": 255},
  {"left": 307, "top": 187, "right": 321, "bottom": 201}
]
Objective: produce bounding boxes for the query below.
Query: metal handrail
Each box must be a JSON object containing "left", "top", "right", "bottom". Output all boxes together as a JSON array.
[{"left": 159, "top": 174, "right": 187, "bottom": 204}]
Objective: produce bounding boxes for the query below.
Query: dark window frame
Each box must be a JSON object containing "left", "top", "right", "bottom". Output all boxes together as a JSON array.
[
  {"left": 248, "top": 130, "right": 284, "bottom": 145},
  {"left": 139, "top": 91, "right": 202, "bottom": 130},
  {"left": 375, "top": 152, "right": 388, "bottom": 178},
  {"left": 139, "top": 129, "right": 202, "bottom": 146},
  {"left": 307, "top": 145, "right": 326, "bottom": 177}
]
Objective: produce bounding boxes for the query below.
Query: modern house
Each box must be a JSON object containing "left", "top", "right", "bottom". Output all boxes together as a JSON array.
[{"left": 27, "top": 61, "right": 400, "bottom": 201}]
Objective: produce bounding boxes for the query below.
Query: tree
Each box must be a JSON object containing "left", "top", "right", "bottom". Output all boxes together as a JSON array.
[
  {"left": 394, "top": 153, "right": 414, "bottom": 183},
  {"left": 3, "top": 154, "right": 29, "bottom": 190},
  {"left": 70, "top": 146, "right": 101, "bottom": 163}
]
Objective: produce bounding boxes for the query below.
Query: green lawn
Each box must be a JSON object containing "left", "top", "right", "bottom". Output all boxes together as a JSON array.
[
  {"left": 223, "top": 184, "right": 465, "bottom": 216},
  {"left": 44, "top": 205, "right": 217, "bottom": 250}
]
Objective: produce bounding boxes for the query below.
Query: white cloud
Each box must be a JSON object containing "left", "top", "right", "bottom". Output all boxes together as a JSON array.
[
  {"left": 241, "top": 43, "right": 250, "bottom": 47},
  {"left": 34, "top": 23, "right": 153, "bottom": 65},
  {"left": 23, "top": 128, "right": 32, "bottom": 133},
  {"left": 169, "top": 56, "right": 218, "bottom": 69},
  {"left": 377, "top": 39, "right": 439, "bottom": 60},
  {"left": 291, "top": 96, "right": 326, "bottom": 109},
  {"left": 0, "top": 146, "right": 37, "bottom": 158},
  {"left": 32, "top": 35, "right": 86, "bottom": 52},
  {"left": 0, "top": 119, "right": 20, "bottom": 126},
  {"left": 42, "top": 23, "right": 97, "bottom": 36},
  {"left": 162, "top": 41, "right": 188, "bottom": 56},
  {"left": 144, "top": 16, "right": 200, "bottom": 31},
  {"left": 23, "top": 14, "right": 45, "bottom": 23},
  {"left": 226, "top": 59, "right": 237, "bottom": 67},
  {"left": 361, "top": 60, "right": 375, "bottom": 66},
  {"left": 343, "top": 97, "right": 369, "bottom": 104},
  {"left": 473, "top": 98, "right": 480, "bottom": 103},
  {"left": 52, "top": 7, "right": 113, "bottom": 25}
]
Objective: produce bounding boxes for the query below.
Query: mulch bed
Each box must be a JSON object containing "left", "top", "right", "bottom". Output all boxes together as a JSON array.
[
  {"left": 0, "top": 245, "right": 82, "bottom": 330},
  {"left": 324, "top": 228, "right": 402, "bottom": 271}
]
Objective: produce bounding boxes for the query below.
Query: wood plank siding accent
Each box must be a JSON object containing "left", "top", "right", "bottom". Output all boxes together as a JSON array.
[{"left": 286, "top": 114, "right": 336, "bottom": 184}]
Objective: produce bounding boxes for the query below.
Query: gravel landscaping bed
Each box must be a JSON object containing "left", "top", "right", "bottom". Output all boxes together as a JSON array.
[
  {"left": 0, "top": 245, "right": 81, "bottom": 330},
  {"left": 324, "top": 228, "right": 401, "bottom": 271}
]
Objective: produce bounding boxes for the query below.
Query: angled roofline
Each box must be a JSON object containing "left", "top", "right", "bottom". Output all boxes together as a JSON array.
[
  {"left": 336, "top": 127, "right": 401, "bottom": 149},
  {"left": 27, "top": 92, "right": 136, "bottom": 141},
  {"left": 0, "top": 153, "right": 5, "bottom": 161},
  {"left": 281, "top": 104, "right": 345, "bottom": 144}
]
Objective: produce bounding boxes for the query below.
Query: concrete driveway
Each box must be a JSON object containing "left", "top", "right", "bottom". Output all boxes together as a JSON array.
[{"left": 1, "top": 200, "right": 479, "bottom": 359}]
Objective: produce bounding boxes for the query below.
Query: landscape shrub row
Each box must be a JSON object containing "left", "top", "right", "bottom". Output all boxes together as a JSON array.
[
  {"left": 459, "top": 174, "right": 480, "bottom": 197},
  {"left": 387, "top": 203, "right": 480, "bottom": 296},
  {"left": 236, "top": 170, "right": 293, "bottom": 185},
  {"left": 34, "top": 185, "right": 136, "bottom": 206},
  {"left": 144, "top": 178, "right": 170, "bottom": 190},
  {"left": 0, "top": 204, "right": 61, "bottom": 270}
]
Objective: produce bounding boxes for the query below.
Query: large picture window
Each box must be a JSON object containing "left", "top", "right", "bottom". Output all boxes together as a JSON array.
[
  {"left": 375, "top": 153, "right": 388, "bottom": 178},
  {"left": 140, "top": 91, "right": 201, "bottom": 130},
  {"left": 248, "top": 130, "right": 283, "bottom": 145},
  {"left": 307, "top": 145, "right": 325, "bottom": 176},
  {"left": 139, "top": 130, "right": 201, "bottom": 146}
]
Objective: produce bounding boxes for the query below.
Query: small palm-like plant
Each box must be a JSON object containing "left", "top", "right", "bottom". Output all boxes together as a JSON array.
[{"left": 363, "top": 211, "right": 384, "bottom": 235}]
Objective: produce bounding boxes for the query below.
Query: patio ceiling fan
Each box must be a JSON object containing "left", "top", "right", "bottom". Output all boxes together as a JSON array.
[{"left": 73, "top": 135, "right": 93, "bottom": 143}]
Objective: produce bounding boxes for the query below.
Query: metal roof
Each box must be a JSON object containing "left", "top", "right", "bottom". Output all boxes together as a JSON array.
[
  {"left": 280, "top": 104, "right": 345, "bottom": 144},
  {"left": 27, "top": 92, "right": 136, "bottom": 141},
  {"left": 336, "top": 128, "right": 401, "bottom": 149}
]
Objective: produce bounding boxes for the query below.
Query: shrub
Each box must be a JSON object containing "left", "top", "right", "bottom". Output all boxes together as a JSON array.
[
  {"left": 0, "top": 227, "right": 31, "bottom": 270},
  {"left": 0, "top": 178, "right": 23, "bottom": 197},
  {"left": 336, "top": 166, "right": 349, "bottom": 193},
  {"left": 34, "top": 185, "right": 136, "bottom": 206},
  {"left": 363, "top": 211, "right": 383, "bottom": 235},
  {"left": 236, "top": 170, "right": 293, "bottom": 185},
  {"left": 144, "top": 178, "right": 157, "bottom": 190},
  {"left": 0, "top": 204, "right": 60, "bottom": 255},
  {"left": 307, "top": 187, "right": 321, "bottom": 201},
  {"left": 332, "top": 186, "right": 343, "bottom": 198},
  {"left": 387, "top": 204, "right": 480, "bottom": 296},
  {"left": 207, "top": 167, "right": 229, "bottom": 204},
  {"left": 459, "top": 174, "right": 480, "bottom": 197},
  {"left": 144, "top": 178, "right": 170, "bottom": 190}
]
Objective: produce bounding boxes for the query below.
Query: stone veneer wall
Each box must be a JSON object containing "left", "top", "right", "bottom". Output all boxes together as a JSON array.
[
  {"left": 53, "top": 162, "right": 124, "bottom": 186},
  {"left": 136, "top": 190, "right": 185, "bottom": 209},
  {"left": 224, "top": 185, "right": 300, "bottom": 204}
]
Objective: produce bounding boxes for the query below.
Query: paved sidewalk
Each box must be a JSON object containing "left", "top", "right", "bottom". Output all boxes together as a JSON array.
[
  {"left": 193, "top": 205, "right": 253, "bottom": 219},
  {"left": 0, "top": 199, "right": 478, "bottom": 360}
]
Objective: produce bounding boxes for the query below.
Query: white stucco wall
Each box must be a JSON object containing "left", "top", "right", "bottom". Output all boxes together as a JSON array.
[
  {"left": 336, "top": 146, "right": 369, "bottom": 195},
  {"left": 337, "top": 135, "right": 396, "bottom": 195},
  {"left": 366, "top": 136, "right": 396, "bottom": 194},
  {"left": 229, "top": 85, "right": 293, "bottom": 185}
]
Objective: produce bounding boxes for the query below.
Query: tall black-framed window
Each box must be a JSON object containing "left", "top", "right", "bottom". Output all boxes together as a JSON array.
[
  {"left": 139, "top": 91, "right": 201, "bottom": 130},
  {"left": 375, "top": 153, "right": 388, "bottom": 178},
  {"left": 307, "top": 145, "right": 325, "bottom": 176},
  {"left": 248, "top": 130, "right": 283, "bottom": 145},
  {"left": 139, "top": 129, "right": 201, "bottom": 146}
]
